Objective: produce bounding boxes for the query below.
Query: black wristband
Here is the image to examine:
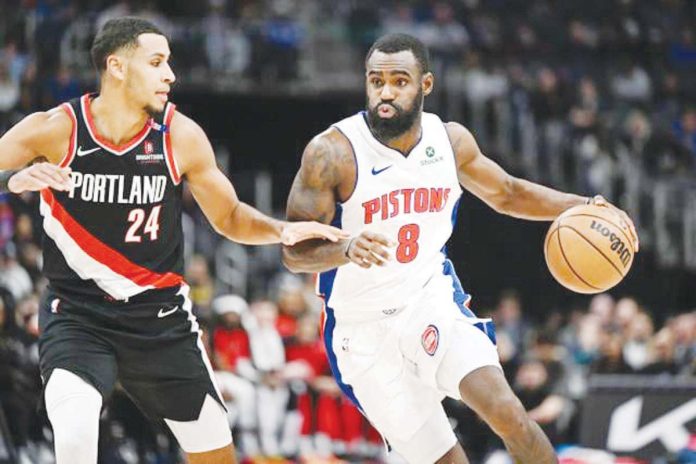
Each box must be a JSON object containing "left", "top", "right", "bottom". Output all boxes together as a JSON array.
[{"left": 0, "top": 170, "right": 17, "bottom": 193}]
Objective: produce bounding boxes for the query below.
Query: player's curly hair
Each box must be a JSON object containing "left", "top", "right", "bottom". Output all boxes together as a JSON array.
[
  {"left": 365, "top": 33, "right": 431, "bottom": 74},
  {"left": 91, "top": 17, "right": 165, "bottom": 73}
]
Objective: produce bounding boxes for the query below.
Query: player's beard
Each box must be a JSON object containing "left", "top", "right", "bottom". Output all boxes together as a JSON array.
[{"left": 366, "top": 88, "right": 423, "bottom": 143}]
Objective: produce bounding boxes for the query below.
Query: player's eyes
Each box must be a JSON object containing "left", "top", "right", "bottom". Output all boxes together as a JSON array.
[
  {"left": 152, "top": 61, "right": 161, "bottom": 67},
  {"left": 397, "top": 79, "right": 408, "bottom": 86},
  {"left": 371, "top": 79, "right": 383, "bottom": 87}
]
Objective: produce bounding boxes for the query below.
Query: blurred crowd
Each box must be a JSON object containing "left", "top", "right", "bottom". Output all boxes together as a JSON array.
[{"left": 1, "top": 0, "right": 696, "bottom": 463}]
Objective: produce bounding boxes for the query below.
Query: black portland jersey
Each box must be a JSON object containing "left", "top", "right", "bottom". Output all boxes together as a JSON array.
[{"left": 40, "top": 93, "right": 184, "bottom": 300}]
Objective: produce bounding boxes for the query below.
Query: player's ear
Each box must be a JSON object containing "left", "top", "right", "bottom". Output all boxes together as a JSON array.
[
  {"left": 105, "top": 53, "right": 127, "bottom": 81},
  {"left": 422, "top": 72, "right": 434, "bottom": 96}
]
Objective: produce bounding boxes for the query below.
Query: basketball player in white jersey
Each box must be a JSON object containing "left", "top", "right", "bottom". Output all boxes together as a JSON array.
[{"left": 283, "top": 34, "right": 638, "bottom": 464}]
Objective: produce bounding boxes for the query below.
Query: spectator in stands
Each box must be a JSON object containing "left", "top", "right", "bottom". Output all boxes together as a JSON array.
[
  {"left": 0, "top": 41, "right": 29, "bottom": 86},
  {"left": 0, "top": 245, "right": 32, "bottom": 302},
  {"left": 208, "top": 295, "right": 262, "bottom": 457},
  {"left": 587, "top": 293, "right": 615, "bottom": 331},
  {"left": 419, "top": 2, "right": 469, "bottom": 78},
  {"left": 513, "top": 358, "right": 567, "bottom": 444},
  {"left": 246, "top": 300, "right": 299, "bottom": 457},
  {"left": 186, "top": 254, "right": 215, "bottom": 316},
  {"left": 614, "top": 297, "right": 640, "bottom": 335},
  {"left": 275, "top": 273, "right": 308, "bottom": 340},
  {"left": 622, "top": 109, "right": 694, "bottom": 177},
  {"left": 381, "top": 3, "right": 419, "bottom": 38},
  {"left": 591, "top": 333, "right": 633, "bottom": 374},
  {"left": 610, "top": 59, "right": 652, "bottom": 105},
  {"left": 672, "top": 107, "right": 696, "bottom": 158},
  {"left": 530, "top": 67, "right": 571, "bottom": 185},
  {"left": 250, "top": 0, "right": 304, "bottom": 82},
  {"left": 0, "top": 290, "right": 44, "bottom": 462},
  {"left": 0, "top": 62, "right": 19, "bottom": 131},
  {"left": 494, "top": 289, "right": 531, "bottom": 355},
  {"left": 568, "top": 77, "right": 600, "bottom": 135},
  {"left": 213, "top": 294, "right": 252, "bottom": 373},
  {"left": 623, "top": 310, "right": 655, "bottom": 371},
  {"left": 42, "top": 65, "right": 80, "bottom": 107},
  {"left": 204, "top": 0, "right": 250, "bottom": 76},
  {"left": 642, "top": 327, "right": 680, "bottom": 375},
  {"left": 669, "top": 312, "right": 696, "bottom": 375}
]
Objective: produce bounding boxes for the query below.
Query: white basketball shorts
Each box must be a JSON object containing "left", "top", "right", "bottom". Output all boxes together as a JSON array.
[{"left": 327, "top": 271, "right": 501, "bottom": 463}]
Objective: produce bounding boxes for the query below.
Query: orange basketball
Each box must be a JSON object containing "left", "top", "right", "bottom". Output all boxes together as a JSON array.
[{"left": 544, "top": 204, "right": 635, "bottom": 294}]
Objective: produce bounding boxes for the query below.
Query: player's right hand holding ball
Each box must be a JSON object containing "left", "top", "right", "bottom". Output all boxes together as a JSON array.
[{"left": 344, "top": 230, "right": 396, "bottom": 268}]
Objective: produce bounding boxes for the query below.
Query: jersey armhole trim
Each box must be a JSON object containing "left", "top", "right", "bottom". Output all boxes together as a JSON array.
[
  {"left": 333, "top": 125, "right": 358, "bottom": 205},
  {"left": 442, "top": 121, "right": 464, "bottom": 193},
  {"left": 163, "top": 104, "right": 181, "bottom": 185},
  {"left": 58, "top": 103, "right": 78, "bottom": 168}
]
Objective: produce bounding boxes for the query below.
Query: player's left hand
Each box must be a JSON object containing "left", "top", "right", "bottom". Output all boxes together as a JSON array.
[
  {"left": 281, "top": 221, "right": 350, "bottom": 246},
  {"left": 589, "top": 195, "right": 640, "bottom": 252}
]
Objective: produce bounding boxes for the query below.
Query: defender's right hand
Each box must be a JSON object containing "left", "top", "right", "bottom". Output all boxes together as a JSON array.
[
  {"left": 8, "top": 163, "right": 72, "bottom": 193},
  {"left": 345, "top": 230, "right": 396, "bottom": 268}
]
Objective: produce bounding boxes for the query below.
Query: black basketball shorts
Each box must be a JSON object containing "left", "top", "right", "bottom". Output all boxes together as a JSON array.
[{"left": 38, "top": 285, "right": 223, "bottom": 422}]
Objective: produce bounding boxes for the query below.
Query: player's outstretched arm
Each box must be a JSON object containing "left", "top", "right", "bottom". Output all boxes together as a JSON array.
[
  {"left": 173, "top": 113, "right": 346, "bottom": 246},
  {"left": 447, "top": 122, "right": 587, "bottom": 220},
  {"left": 448, "top": 122, "right": 639, "bottom": 250},
  {"left": 0, "top": 108, "right": 73, "bottom": 193}
]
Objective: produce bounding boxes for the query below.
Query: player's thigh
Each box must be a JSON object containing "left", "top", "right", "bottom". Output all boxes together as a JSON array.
[
  {"left": 117, "top": 329, "right": 231, "bottom": 453},
  {"left": 344, "top": 354, "right": 454, "bottom": 463},
  {"left": 39, "top": 292, "right": 118, "bottom": 398},
  {"left": 383, "top": 404, "right": 458, "bottom": 464},
  {"left": 435, "top": 317, "right": 502, "bottom": 400}
]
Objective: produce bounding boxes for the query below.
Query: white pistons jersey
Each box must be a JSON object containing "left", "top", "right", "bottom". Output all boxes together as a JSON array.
[{"left": 318, "top": 111, "right": 464, "bottom": 317}]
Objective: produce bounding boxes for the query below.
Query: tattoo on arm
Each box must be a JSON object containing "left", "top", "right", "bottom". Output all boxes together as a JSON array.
[
  {"left": 283, "top": 133, "right": 351, "bottom": 273},
  {"left": 287, "top": 136, "right": 340, "bottom": 224}
]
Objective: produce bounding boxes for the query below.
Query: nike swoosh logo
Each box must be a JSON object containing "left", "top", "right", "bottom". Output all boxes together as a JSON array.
[
  {"left": 157, "top": 306, "right": 179, "bottom": 318},
  {"left": 76, "top": 146, "right": 101, "bottom": 157},
  {"left": 371, "top": 165, "right": 393, "bottom": 175}
]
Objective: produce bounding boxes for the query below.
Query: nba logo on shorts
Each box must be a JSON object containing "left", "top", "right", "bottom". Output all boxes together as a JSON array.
[
  {"left": 421, "top": 324, "right": 439, "bottom": 356},
  {"left": 144, "top": 141, "right": 154, "bottom": 155}
]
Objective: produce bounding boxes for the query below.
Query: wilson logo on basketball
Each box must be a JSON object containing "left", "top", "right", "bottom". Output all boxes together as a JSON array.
[
  {"left": 421, "top": 324, "right": 439, "bottom": 356},
  {"left": 590, "top": 220, "right": 632, "bottom": 267}
]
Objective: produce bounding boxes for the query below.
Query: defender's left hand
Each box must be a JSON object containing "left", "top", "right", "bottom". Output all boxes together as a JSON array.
[
  {"left": 281, "top": 221, "right": 350, "bottom": 246},
  {"left": 590, "top": 195, "right": 640, "bottom": 252}
]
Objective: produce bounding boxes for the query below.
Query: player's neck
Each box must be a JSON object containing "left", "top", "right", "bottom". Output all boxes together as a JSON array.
[{"left": 90, "top": 89, "right": 150, "bottom": 146}]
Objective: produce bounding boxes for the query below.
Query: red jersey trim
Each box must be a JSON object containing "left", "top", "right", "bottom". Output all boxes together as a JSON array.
[
  {"left": 41, "top": 189, "right": 184, "bottom": 290},
  {"left": 163, "top": 103, "right": 181, "bottom": 184},
  {"left": 58, "top": 103, "right": 78, "bottom": 168},
  {"left": 80, "top": 94, "right": 153, "bottom": 155}
]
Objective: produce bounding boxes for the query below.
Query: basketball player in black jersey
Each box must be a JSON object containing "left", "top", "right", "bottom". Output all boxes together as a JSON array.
[{"left": 0, "top": 17, "right": 346, "bottom": 464}]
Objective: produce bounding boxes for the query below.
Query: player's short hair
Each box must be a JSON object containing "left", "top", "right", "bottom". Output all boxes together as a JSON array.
[
  {"left": 91, "top": 17, "right": 165, "bottom": 72},
  {"left": 365, "top": 33, "right": 431, "bottom": 74}
]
